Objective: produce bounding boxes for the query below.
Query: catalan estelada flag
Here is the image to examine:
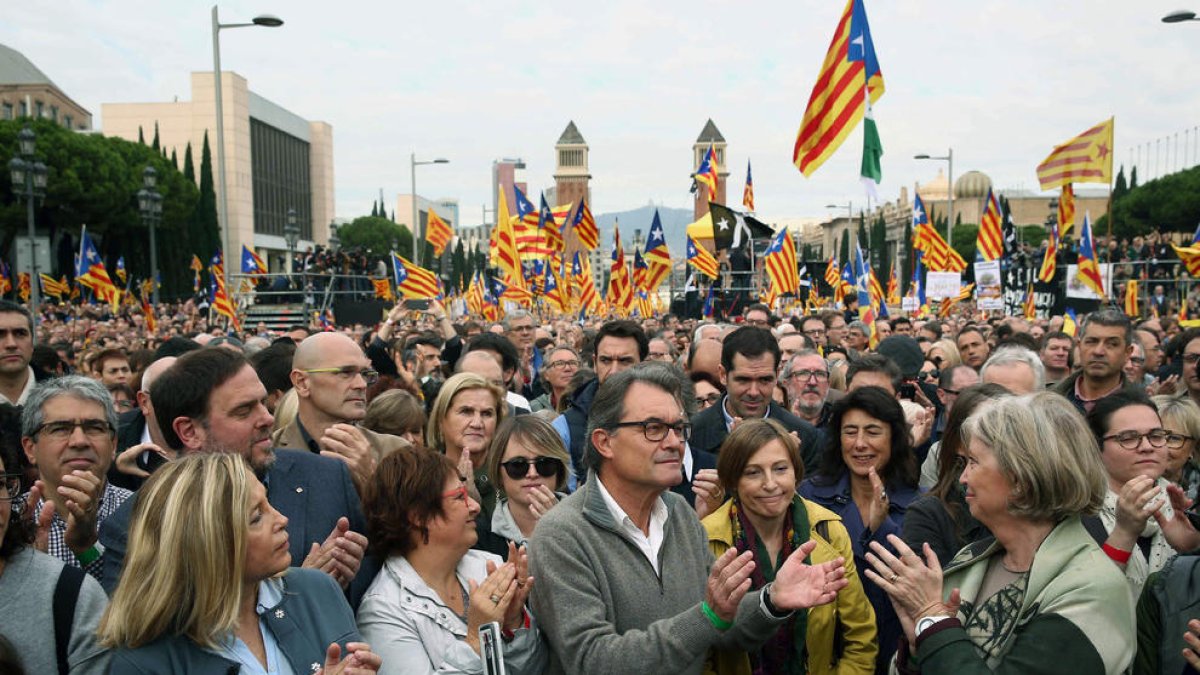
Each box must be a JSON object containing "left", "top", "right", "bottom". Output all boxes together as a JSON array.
[
  {"left": 0, "top": 261, "right": 10, "bottom": 296},
  {"left": 537, "top": 193, "right": 564, "bottom": 255},
  {"left": 793, "top": 0, "right": 884, "bottom": 177},
  {"left": 76, "top": 229, "right": 120, "bottom": 309},
  {"left": 643, "top": 210, "right": 671, "bottom": 291},
  {"left": 115, "top": 257, "right": 127, "bottom": 285},
  {"left": 570, "top": 196, "right": 599, "bottom": 251},
  {"left": 976, "top": 188, "right": 1004, "bottom": 261},
  {"left": 1036, "top": 118, "right": 1114, "bottom": 191},
  {"left": 852, "top": 245, "right": 877, "bottom": 347},
  {"left": 1075, "top": 212, "right": 1105, "bottom": 297},
  {"left": 543, "top": 261, "right": 568, "bottom": 314},
  {"left": 824, "top": 253, "right": 841, "bottom": 289},
  {"left": 466, "top": 272, "right": 486, "bottom": 317},
  {"left": 426, "top": 207, "right": 453, "bottom": 258},
  {"left": 743, "top": 160, "right": 755, "bottom": 211},
  {"left": 572, "top": 252, "right": 599, "bottom": 313},
  {"left": 17, "top": 273, "right": 29, "bottom": 303},
  {"left": 607, "top": 225, "right": 634, "bottom": 315},
  {"left": 1058, "top": 184, "right": 1075, "bottom": 238},
  {"left": 391, "top": 253, "right": 440, "bottom": 299},
  {"left": 764, "top": 228, "right": 799, "bottom": 297},
  {"left": 490, "top": 187, "right": 525, "bottom": 290},
  {"left": 241, "top": 245, "right": 267, "bottom": 276},
  {"left": 1124, "top": 279, "right": 1139, "bottom": 318},
  {"left": 692, "top": 145, "right": 718, "bottom": 202},
  {"left": 687, "top": 235, "right": 720, "bottom": 279}
]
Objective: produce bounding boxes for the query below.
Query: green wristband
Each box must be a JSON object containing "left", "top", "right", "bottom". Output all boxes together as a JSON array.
[
  {"left": 75, "top": 543, "right": 102, "bottom": 566},
  {"left": 701, "top": 601, "right": 733, "bottom": 631}
]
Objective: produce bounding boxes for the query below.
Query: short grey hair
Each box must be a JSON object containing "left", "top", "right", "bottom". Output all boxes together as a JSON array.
[
  {"left": 1081, "top": 308, "right": 1134, "bottom": 346},
  {"left": 22, "top": 375, "right": 118, "bottom": 439},
  {"left": 980, "top": 346, "right": 1046, "bottom": 390},
  {"left": 585, "top": 362, "right": 685, "bottom": 472},
  {"left": 847, "top": 320, "right": 868, "bottom": 335},
  {"left": 960, "top": 391, "right": 1106, "bottom": 521},
  {"left": 503, "top": 310, "right": 533, "bottom": 331},
  {"left": 781, "top": 349, "right": 824, "bottom": 379}
]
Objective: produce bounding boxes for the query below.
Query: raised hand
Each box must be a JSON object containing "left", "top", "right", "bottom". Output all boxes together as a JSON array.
[
  {"left": 864, "top": 466, "right": 890, "bottom": 533},
  {"left": 1152, "top": 481, "right": 1200, "bottom": 553},
  {"left": 301, "top": 517, "right": 366, "bottom": 589},
  {"left": 25, "top": 480, "right": 53, "bottom": 553},
  {"left": 864, "top": 536, "right": 958, "bottom": 622},
  {"left": 466, "top": 562, "right": 518, "bottom": 654},
  {"left": 705, "top": 548, "right": 756, "bottom": 623},
  {"left": 771, "top": 540, "right": 848, "bottom": 610},
  {"left": 320, "top": 424, "right": 377, "bottom": 491},
  {"left": 526, "top": 484, "right": 559, "bottom": 520},
  {"left": 57, "top": 470, "right": 103, "bottom": 554},
  {"left": 503, "top": 542, "right": 535, "bottom": 631},
  {"left": 691, "top": 468, "right": 725, "bottom": 519}
]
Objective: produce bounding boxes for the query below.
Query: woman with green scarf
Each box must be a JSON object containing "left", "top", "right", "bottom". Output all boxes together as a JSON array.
[{"left": 702, "top": 419, "right": 877, "bottom": 675}]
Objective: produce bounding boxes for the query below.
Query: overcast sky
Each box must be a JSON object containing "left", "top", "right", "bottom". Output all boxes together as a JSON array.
[{"left": 4, "top": 1, "right": 1198, "bottom": 226}]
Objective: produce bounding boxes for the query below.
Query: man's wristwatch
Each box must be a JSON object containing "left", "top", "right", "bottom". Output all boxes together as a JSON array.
[{"left": 915, "top": 615, "right": 951, "bottom": 638}]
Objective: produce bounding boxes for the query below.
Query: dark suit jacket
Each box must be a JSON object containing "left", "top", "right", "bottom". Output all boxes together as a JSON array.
[
  {"left": 668, "top": 447, "right": 718, "bottom": 507},
  {"left": 98, "top": 449, "right": 378, "bottom": 608},
  {"left": 688, "top": 400, "right": 823, "bottom": 474}
]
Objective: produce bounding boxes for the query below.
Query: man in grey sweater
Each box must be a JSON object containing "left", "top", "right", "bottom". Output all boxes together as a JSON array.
[{"left": 529, "top": 363, "right": 848, "bottom": 675}]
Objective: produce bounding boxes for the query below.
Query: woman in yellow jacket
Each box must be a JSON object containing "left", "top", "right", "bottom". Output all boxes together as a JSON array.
[{"left": 701, "top": 419, "right": 877, "bottom": 675}]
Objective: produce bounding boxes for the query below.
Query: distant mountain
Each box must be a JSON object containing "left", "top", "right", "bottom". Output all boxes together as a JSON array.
[{"left": 593, "top": 204, "right": 694, "bottom": 254}]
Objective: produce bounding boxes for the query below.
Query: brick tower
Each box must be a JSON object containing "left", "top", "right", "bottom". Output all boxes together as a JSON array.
[
  {"left": 693, "top": 119, "right": 729, "bottom": 220},
  {"left": 553, "top": 121, "right": 591, "bottom": 209}
]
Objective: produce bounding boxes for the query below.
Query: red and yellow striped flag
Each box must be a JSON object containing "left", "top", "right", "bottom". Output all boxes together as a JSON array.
[
  {"left": 17, "top": 273, "right": 30, "bottom": 302},
  {"left": 1036, "top": 118, "right": 1114, "bottom": 191},
  {"left": 1058, "top": 184, "right": 1075, "bottom": 238},
  {"left": 976, "top": 188, "right": 1003, "bottom": 261},
  {"left": 372, "top": 278, "right": 394, "bottom": 301},
  {"left": 1038, "top": 231, "right": 1058, "bottom": 282},
  {"left": 490, "top": 188, "right": 524, "bottom": 291},
  {"left": 426, "top": 207, "right": 453, "bottom": 257},
  {"left": 607, "top": 225, "right": 634, "bottom": 315},
  {"left": 1124, "top": 279, "right": 1139, "bottom": 318},
  {"left": 687, "top": 235, "right": 720, "bottom": 279},
  {"left": 792, "top": 0, "right": 884, "bottom": 177},
  {"left": 1173, "top": 243, "right": 1200, "bottom": 277}
]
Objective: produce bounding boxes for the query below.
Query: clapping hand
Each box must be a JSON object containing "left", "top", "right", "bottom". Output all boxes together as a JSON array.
[
  {"left": 864, "top": 535, "right": 960, "bottom": 649},
  {"left": 691, "top": 469, "right": 724, "bottom": 519},
  {"left": 770, "top": 540, "right": 848, "bottom": 610},
  {"left": 316, "top": 642, "right": 381, "bottom": 675}
]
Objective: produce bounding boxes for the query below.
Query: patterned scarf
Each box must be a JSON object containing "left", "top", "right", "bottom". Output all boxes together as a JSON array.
[{"left": 730, "top": 495, "right": 810, "bottom": 675}]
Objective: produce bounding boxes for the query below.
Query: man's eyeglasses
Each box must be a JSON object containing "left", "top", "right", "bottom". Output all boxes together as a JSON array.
[
  {"left": 788, "top": 369, "right": 829, "bottom": 382},
  {"left": 301, "top": 366, "right": 380, "bottom": 386},
  {"left": 610, "top": 419, "right": 692, "bottom": 442},
  {"left": 803, "top": 328, "right": 827, "bottom": 337},
  {"left": 500, "top": 456, "right": 564, "bottom": 480},
  {"left": 33, "top": 419, "right": 113, "bottom": 441},
  {"left": 0, "top": 473, "right": 22, "bottom": 502},
  {"left": 1103, "top": 429, "right": 1171, "bottom": 450},
  {"left": 1183, "top": 353, "right": 1200, "bottom": 364}
]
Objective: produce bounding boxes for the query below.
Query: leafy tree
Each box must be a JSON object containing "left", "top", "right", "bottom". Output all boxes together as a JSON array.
[
  {"left": 370, "top": 201, "right": 378, "bottom": 218},
  {"left": 900, "top": 220, "right": 913, "bottom": 296},
  {"left": 1096, "top": 164, "right": 1200, "bottom": 239},
  {"left": 839, "top": 228, "right": 850, "bottom": 266},
  {"left": 1130, "top": 166, "right": 1139, "bottom": 190},
  {"left": 170, "top": 148, "right": 178, "bottom": 170},
  {"left": 451, "top": 239, "right": 466, "bottom": 293},
  {"left": 151, "top": 122, "right": 160, "bottom": 152},
  {"left": 338, "top": 216, "right": 407, "bottom": 255},
  {"left": 1113, "top": 166, "right": 1128, "bottom": 201}
]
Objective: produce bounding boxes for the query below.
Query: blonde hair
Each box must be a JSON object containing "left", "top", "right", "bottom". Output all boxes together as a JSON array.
[
  {"left": 272, "top": 388, "right": 299, "bottom": 435},
  {"left": 929, "top": 339, "right": 962, "bottom": 369},
  {"left": 99, "top": 453, "right": 255, "bottom": 649},
  {"left": 426, "top": 372, "right": 506, "bottom": 453},
  {"left": 485, "top": 415, "right": 571, "bottom": 496},
  {"left": 960, "top": 391, "right": 1106, "bottom": 522},
  {"left": 1153, "top": 395, "right": 1200, "bottom": 443}
]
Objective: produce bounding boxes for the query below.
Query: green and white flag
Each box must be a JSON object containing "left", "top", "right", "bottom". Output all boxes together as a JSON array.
[{"left": 860, "top": 86, "right": 883, "bottom": 200}]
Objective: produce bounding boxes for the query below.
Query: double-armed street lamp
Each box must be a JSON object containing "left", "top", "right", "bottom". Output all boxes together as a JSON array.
[
  {"left": 915, "top": 149, "right": 954, "bottom": 244},
  {"left": 8, "top": 126, "right": 48, "bottom": 315},
  {"left": 212, "top": 6, "right": 283, "bottom": 292},
  {"left": 410, "top": 154, "right": 449, "bottom": 267},
  {"left": 137, "top": 166, "right": 164, "bottom": 305}
]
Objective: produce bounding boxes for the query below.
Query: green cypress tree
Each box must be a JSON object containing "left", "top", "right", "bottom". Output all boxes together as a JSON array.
[
  {"left": 138, "top": 126, "right": 145, "bottom": 145},
  {"left": 182, "top": 142, "right": 195, "bottom": 182},
  {"left": 152, "top": 122, "right": 160, "bottom": 152},
  {"left": 170, "top": 148, "right": 178, "bottom": 170},
  {"left": 839, "top": 228, "right": 850, "bottom": 266},
  {"left": 1130, "top": 166, "right": 1139, "bottom": 190},
  {"left": 1113, "top": 166, "right": 1129, "bottom": 201},
  {"left": 197, "top": 131, "right": 221, "bottom": 258},
  {"left": 451, "top": 240, "right": 466, "bottom": 293}
]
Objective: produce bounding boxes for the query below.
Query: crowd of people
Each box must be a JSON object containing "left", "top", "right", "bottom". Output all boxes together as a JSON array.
[{"left": 5, "top": 294, "right": 1200, "bottom": 674}]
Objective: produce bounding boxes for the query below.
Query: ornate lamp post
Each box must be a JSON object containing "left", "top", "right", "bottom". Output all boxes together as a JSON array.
[
  {"left": 8, "top": 126, "right": 48, "bottom": 315},
  {"left": 137, "top": 166, "right": 163, "bottom": 304}
]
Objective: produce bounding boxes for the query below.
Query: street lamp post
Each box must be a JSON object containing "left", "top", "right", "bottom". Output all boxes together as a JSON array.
[
  {"left": 137, "top": 166, "right": 164, "bottom": 305},
  {"left": 410, "top": 153, "right": 449, "bottom": 267},
  {"left": 825, "top": 201, "right": 854, "bottom": 252},
  {"left": 1163, "top": 10, "right": 1199, "bottom": 22},
  {"left": 914, "top": 149, "right": 954, "bottom": 245},
  {"left": 8, "top": 126, "right": 47, "bottom": 317},
  {"left": 212, "top": 6, "right": 282, "bottom": 294},
  {"left": 283, "top": 208, "right": 300, "bottom": 309}
]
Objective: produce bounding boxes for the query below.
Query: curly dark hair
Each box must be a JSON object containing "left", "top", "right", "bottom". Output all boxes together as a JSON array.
[
  {"left": 363, "top": 449, "right": 458, "bottom": 560},
  {"left": 813, "top": 386, "right": 919, "bottom": 490},
  {"left": 0, "top": 404, "right": 32, "bottom": 559}
]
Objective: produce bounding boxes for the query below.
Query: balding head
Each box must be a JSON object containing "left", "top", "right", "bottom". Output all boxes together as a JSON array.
[
  {"left": 292, "top": 332, "right": 361, "bottom": 370},
  {"left": 137, "top": 356, "right": 178, "bottom": 438},
  {"left": 688, "top": 339, "right": 723, "bottom": 381},
  {"left": 290, "top": 332, "right": 373, "bottom": 423},
  {"left": 458, "top": 351, "right": 505, "bottom": 390}
]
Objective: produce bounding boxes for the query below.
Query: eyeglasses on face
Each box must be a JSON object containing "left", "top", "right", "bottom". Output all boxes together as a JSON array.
[
  {"left": 0, "top": 473, "right": 22, "bottom": 502},
  {"left": 301, "top": 366, "right": 380, "bottom": 386},
  {"left": 789, "top": 369, "right": 829, "bottom": 382},
  {"left": 442, "top": 485, "right": 469, "bottom": 503},
  {"left": 695, "top": 393, "right": 721, "bottom": 407},
  {"left": 1103, "top": 428, "right": 1171, "bottom": 450},
  {"left": 547, "top": 359, "right": 580, "bottom": 370},
  {"left": 919, "top": 369, "right": 940, "bottom": 380},
  {"left": 610, "top": 419, "right": 692, "bottom": 443},
  {"left": 500, "top": 456, "right": 564, "bottom": 480},
  {"left": 33, "top": 419, "right": 113, "bottom": 441}
]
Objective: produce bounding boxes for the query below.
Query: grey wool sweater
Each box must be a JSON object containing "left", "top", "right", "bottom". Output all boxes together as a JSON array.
[{"left": 529, "top": 476, "right": 785, "bottom": 675}]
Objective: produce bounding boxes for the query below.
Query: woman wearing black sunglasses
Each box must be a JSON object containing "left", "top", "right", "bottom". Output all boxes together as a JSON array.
[{"left": 476, "top": 416, "right": 569, "bottom": 558}]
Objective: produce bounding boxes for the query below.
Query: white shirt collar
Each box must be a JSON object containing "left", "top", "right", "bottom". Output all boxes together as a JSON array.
[{"left": 595, "top": 476, "right": 669, "bottom": 574}]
